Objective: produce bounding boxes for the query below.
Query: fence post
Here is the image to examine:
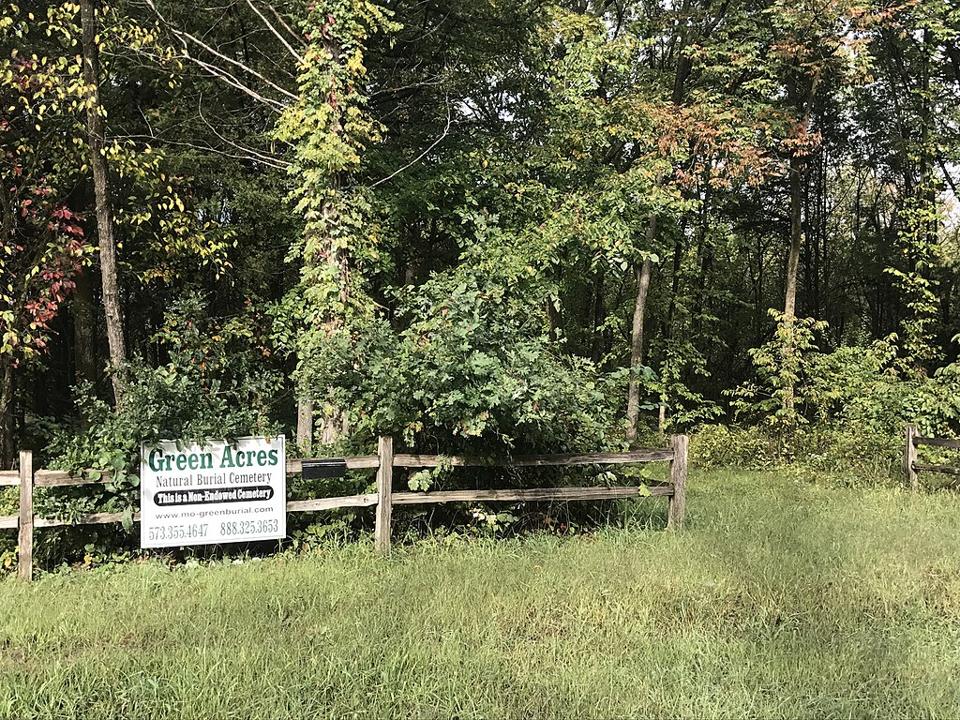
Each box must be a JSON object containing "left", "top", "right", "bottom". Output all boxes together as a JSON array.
[
  {"left": 905, "top": 423, "right": 918, "bottom": 491},
  {"left": 17, "top": 450, "right": 33, "bottom": 582},
  {"left": 667, "top": 435, "right": 688, "bottom": 530},
  {"left": 374, "top": 436, "right": 394, "bottom": 554}
]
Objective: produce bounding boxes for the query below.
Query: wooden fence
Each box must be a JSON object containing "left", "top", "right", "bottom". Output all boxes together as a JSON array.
[
  {"left": 904, "top": 424, "right": 960, "bottom": 489},
  {"left": 2, "top": 435, "right": 687, "bottom": 580}
]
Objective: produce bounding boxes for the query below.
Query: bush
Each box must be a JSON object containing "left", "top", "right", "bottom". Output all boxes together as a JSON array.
[
  {"left": 310, "top": 267, "right": 623, "bottom": 455},
  {"left": 723, "top": 320, "right": 960, "bottom": 481},
  {"left": 31, "top": 295, "right": 285, "bottom": 568},
  {"left": 690, "top": 425, "right": 781, "bottom": 470}
]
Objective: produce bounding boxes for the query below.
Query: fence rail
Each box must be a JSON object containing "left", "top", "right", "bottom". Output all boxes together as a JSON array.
[
  {"left": 2, "top": 435, "right": 687, "bottom": 580},
  {"left": 904, "top": 424, "right": 960, "bottom": 489}
]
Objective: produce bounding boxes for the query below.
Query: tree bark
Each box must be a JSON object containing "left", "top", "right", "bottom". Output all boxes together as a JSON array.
[
  {"left": 784, "top": 154, "right": 804, "bottom": 322},
  {"left": 781, "top": 153, "right": 806, "bottom": 415},
  {"left": 0, "top": 361, "right": 13, "bottom": 467},
  {"left": 626, "top": 215, "right": 657, "bottom": 442},
  {"left": 80, "top": 0, "right": 126, "bottom": 403},
  {"left": 296, "top": 398, "right": 313, "bottom": 453},
  {"left": 590, "top": 268, "right": 605, "bottom": 362},
  {"left": 71, "top": 269, "right": 98, "bottom": 386}
]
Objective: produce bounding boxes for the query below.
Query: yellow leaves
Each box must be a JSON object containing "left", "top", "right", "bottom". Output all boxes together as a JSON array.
[{"left": 345, "top": 49, "right": 366, "bottom": 77}]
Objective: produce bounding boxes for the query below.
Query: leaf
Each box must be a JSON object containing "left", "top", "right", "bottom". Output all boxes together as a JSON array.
[{"left": 121, "top": 507, "right": 134, "bottom": 533}]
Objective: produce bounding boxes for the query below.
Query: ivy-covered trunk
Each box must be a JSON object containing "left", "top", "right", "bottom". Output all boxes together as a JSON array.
[{"left": 273, "top": 2, "right": 398, "bottom": 448}]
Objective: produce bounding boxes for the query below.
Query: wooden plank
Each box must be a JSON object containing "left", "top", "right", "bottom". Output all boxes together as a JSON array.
[
  {"left": 905, "top": 424, "right": 919, "bottom": 490},
  {"left": 912, "top": 464, "right": 960, "bottom": 476},
  {"left": 667, "top": 435, "right": 688, "bottom": 530},
  {"left": 0, "top": 515, "right": 18, "bottom": 530},
  {"left": 34, "top": 470, "right": 112, "bottom": 488},
  {"left": 0, "top": 470, "right": 19, "bottom": 486},
  {"left": 286, "top": 494, "right": 378, "bottom": 513},
  {"left": 286, "top": 455, "right": 379, "bottom": 474},
  {"left": 392, "top": 484, "right": 673, "bottom": 506},
  {"left": 34, "top": 511, "right": 141, "bottom": 529},
  {"left": 392, "top": 448, "right": 674, "bottom": 469},
  {"left": 913, "top": 436, "right": 960, "bottom": 449},
  {"left": 374, "top": 436, "right": 394, "bottom": 554},
  {"left": 18, "top": 451, "right": 33, "bottom": 581}
]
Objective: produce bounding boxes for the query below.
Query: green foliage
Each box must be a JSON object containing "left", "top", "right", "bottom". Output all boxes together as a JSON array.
[
  {"left": 730, "top": 310, "right": 828, "bottom": 428},
  {"left": 274, "top": 0, "right": 399, "bottom": 427},
  {"left": 713, "top": 333, "right": 960, "bottom": 477},
  {"left": 1, "top": 2, "right": 232, "bottom": 284},
  {"left": 467, "top": 506, "right": 518, "bottom": 536},
  {"left": 888, "top": 190, "right": 942, "bottom": 365},
  {"left": 7, "top": 0, "right": 960, "bottom": 542},
  {"left": 342, "top": 267, "right": 620, "bottom": 452},
  {"left": 691, "top": 425, "right": 781, "bottom": 470},
  {"left": 650, "top": 339, "right": 722, "bottom": 430},
  {"left": 43, "top": 295, "right": 283, "bottom": 523}
]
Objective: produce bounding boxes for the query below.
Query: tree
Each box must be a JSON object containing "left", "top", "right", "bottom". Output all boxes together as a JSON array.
[
  {"left": 760, "top": 0, "right": 878, "bottom": 413},
  {"left": 80, "top": 0, "right": 126, "bottom": 402},
  {"left": 274, "top": 1, "right": 398, "bottom": 448}
]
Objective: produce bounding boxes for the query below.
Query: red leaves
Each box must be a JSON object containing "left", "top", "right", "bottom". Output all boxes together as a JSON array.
[
  {"left": 2, "top": 178, "right": 89, "bottom": 361},
  {"left": 781, "top": 120, "right": 823, "bottom": 158}
]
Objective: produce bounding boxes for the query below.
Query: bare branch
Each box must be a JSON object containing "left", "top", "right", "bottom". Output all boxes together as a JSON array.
[
  {"left": 144, "top": 0, "right": 296, "bottom": 104},
  {"left": 193, "top": 56, "right": 287, "bottom": 112},
  {"left": 245, "top": 0, "right": 304, "bottom": 65},
  {"left": 370, "top": 99, "right": 452, "bottom": 188},
  {"left": 265, "top": 1, "right": 306, "bottom": 49},
  {"left": 115, "top": 134, "right": 291, "bottom": 170},
  {"left": 198, "top": 95, "right": 291, "bottom": 169}
]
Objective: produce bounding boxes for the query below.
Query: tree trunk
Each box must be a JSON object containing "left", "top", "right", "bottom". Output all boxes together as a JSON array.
[
  {"left": 781, "top": 153, "right": 805, "bottom": 414},
  {"left": 296, "top": 398, "right": 313, "bottom": 453},
  {"left": 80, "top": 0, "right": 126, "bottom": 403},
  {"left": 784, "top": 154, "right": 804, "bottom": 322},
  {"left": 71, "top": 269, "right": 98, "bottom": 386},
  {"left": 626, "top": 215, "right": 657, "bottom": 442},
  {"left": 590, "top": 268, "right": 605, "bottom": 361},
  {"left": 0, "top": 361, "right": 13, "bottom": 467},
  {"left": 320, "top": 413, "right": 346, "bottom": 446}
]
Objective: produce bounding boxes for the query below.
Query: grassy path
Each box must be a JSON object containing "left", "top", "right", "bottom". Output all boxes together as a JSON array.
[{"left": 1, "top": 470, "right": 960, "bottom": 719}]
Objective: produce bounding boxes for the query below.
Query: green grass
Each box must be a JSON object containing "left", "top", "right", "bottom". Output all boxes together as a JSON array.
[{"left": 2, "top": 469, "right": 960, "bottom": 719}]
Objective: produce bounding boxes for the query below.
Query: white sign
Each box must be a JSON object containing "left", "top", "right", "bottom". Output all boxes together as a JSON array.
[{"left": 140, "top": 436, "right": 286, "bottom": 549}]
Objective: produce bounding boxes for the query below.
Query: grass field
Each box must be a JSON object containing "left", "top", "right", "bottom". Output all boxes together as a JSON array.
[{"left": 1, "top": 469, "right": 960, "bottom": 719}]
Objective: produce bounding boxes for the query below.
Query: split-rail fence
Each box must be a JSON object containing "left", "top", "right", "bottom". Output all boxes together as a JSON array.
[
  {"left": 2, "top": 435, "right": 688, "bottom": 581},
  {"left": 904, "top": 424, "right": 960, "bottom": 489}
]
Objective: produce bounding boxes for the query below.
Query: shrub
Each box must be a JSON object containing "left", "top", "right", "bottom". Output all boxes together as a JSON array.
[
  {"left": 312, "top": 268, "right": 623, "bottom": 455},
  {"left": 30, "top": 296, "right": 284, "bottom": 567}
]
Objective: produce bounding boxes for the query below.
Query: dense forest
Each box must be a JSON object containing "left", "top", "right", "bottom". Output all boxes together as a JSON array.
[{"left": 3, "top": 0, "right": 960, "bottom": 476}]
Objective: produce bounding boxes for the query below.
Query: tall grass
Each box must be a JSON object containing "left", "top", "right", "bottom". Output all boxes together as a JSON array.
[{"left": 1, "top": 469, "right": 959, "bottom": 719}]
